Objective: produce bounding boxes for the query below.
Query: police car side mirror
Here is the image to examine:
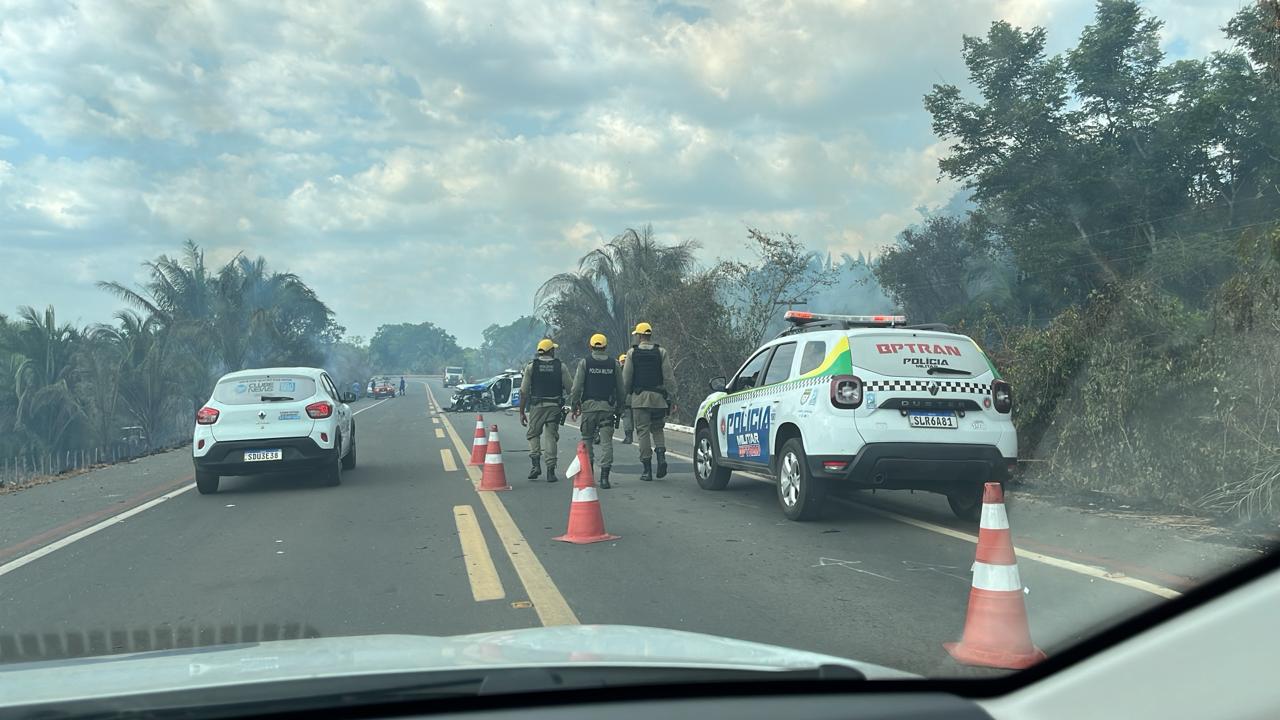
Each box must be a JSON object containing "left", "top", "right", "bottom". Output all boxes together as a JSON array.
[{"left": 709, "top": 376, "right": 727, "bottom": 393}]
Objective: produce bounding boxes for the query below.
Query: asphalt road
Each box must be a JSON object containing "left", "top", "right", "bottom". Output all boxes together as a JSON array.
[{"left": 0, "top": 378, "right": 1256, "bottom": 675}]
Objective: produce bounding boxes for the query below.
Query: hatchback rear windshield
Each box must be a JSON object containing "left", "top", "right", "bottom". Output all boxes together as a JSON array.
[
  {"left": 848, "top": 333, "right": 992, "bottom": 379},
  {"left": 212, "top": 376, "right": 317, "bottom": 405}
]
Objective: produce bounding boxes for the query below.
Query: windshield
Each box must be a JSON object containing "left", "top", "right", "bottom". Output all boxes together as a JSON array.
[
  {"left": 848, "top": 333, "right": 992, "bottom": 378},
  {"left": 212, "top": 376, "right": 317, "bottom": 405},
  {"left": 0, "top": 0, "right": 1275, "bottom": 713}
]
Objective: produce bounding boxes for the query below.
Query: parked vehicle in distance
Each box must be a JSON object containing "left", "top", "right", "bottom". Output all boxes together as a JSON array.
[{"left": 444, "top": 366, "right": 464, "bottom": 387}]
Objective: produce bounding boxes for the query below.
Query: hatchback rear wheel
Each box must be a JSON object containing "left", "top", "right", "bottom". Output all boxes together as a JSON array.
[
  {"left": 196, "top": 471, "right": 220, "bottom": 495},
  {"left": 341, "top": 426, "right": 357, "bottom": 470},
  {"left": 321, "top": 436, "right": 342, "bottom": 487}
]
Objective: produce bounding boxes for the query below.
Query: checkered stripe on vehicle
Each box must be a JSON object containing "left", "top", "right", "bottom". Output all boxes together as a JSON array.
[
  {"left": 709, "top": 374, "right": 827, "bottom": 410},
  {"left": 864, "top": 380, "right": 990, "bottom": 395}
]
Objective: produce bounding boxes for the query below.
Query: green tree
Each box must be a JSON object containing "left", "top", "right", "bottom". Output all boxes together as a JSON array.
[
  {"left": 536, "top": 225, "right": 698, "bottom": 358},
  {"left": 478, "top": 316, "right": 549, "bottom": 374},
  {"left": 10, "top": 306, "right": 87, "bottom": 454},
  {"left": 100, "top": 241, "right": 337, "bottom": 408},
  {"left": 717, "top": 229, "right": 838, "bottom": 349},
  {"left": 369, "top": 322, "right": 463, "bottom": 374},
  {"left": 874, "top": 214, "right": 1014, "bottom": 324},
  {"left": 91, "top": 311, "right": 188, "bottom": 450}
]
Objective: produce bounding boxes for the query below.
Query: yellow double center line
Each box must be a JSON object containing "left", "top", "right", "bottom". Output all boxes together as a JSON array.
[{"left": 425, "top": 383, "right": 579, "bottom": 626}]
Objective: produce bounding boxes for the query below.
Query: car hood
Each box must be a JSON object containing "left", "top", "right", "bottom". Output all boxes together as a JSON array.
[{"left": 0, "top": 625, "right": 913, "bottom": 707}]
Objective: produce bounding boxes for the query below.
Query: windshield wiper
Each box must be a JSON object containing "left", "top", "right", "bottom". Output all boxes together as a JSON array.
[
  {"left": 926, "top": 366, "right": 971, "bottom": 376},
  {"left": 259, "top": 395, "right": 295, "bottom": 402}
]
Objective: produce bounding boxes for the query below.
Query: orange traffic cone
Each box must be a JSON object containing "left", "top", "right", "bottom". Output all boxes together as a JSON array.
[
  {"left": 945, "top": 482, "right": 1045, "bottom": 669},
  {"left": 477, "top": 425, "right": 511, "bottom": 492},
  {"left": 554, "top": 442, "right": 619, "bottom": 544},
  {"left": 468, "top": 415, "right": 487, "bottom": 466}
]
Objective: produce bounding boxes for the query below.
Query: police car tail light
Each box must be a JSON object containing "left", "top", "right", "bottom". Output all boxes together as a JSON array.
[
  {"left": 992, "top": 380, "right": 1013, "bottom": 414},
  {"left": 306, "top": 401, "right": 333, "bottom": 419},
  {"left": 196, "top": 406, "right": 220, "bottom": 425},
  {"left": 829, "top": 375, "right": 863, "bottom": 409}
]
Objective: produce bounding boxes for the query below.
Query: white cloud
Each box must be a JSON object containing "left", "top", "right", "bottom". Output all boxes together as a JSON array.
[{"left": 0, "top": 0, "right": 1247, "bottom": 345}]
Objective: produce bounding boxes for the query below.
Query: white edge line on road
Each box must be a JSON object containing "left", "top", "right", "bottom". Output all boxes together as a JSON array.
[
  {"left": 353, "top": 398, "right": 391, "bottom": 415},
  {"left": 835, "top": 499, "right": 1181, "bottom": 599},
  {"left": 424, "top": 381, "right": 579, "bottom": 626},
  {"left": 0, "top": 484, "right": 196, "bottom": 578},
  {"left": 568, "top": 422, "right": 1181, "bottom": 600}
]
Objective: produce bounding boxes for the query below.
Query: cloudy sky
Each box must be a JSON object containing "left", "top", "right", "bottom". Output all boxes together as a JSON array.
[{"left": 0, "top": 0, "right": 1239, "bottom": 346}]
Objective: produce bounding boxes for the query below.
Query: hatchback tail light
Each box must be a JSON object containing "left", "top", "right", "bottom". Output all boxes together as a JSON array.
[
  {"left": 829, "top": 375, "right": 863, "bottom": 409},
  {"left": 992, "top": 380, "right": 1013, "bottom": 414},
  {"left": 196, "top": 407, "right": 220, "bottom": 425},
  {"left": 306, "top": 401, "right": 333, "bottom": 419}
]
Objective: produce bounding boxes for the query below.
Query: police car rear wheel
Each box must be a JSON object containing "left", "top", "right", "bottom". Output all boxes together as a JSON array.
[
  {"left": 946, "top": 483, "right": 987, "bottom": 522},
  {"left": 694, "top": 426, "right": 731, "bottom": 490},
  {"left": 778, "top": 438, "right": 826, "bottom": 521}
]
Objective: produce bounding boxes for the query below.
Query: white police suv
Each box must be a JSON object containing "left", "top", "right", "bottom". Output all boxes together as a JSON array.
[
  {"left": 693, "top": 312, "right": 1017, "bottom": 521},
  {"left": 192, "top": 367, "right": 358, "bottom": 494}
]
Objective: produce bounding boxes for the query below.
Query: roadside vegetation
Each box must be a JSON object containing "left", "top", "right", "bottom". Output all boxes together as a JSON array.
[
  {"left": 533, "top": 1, "right": 1280, "bottom": 522},
  {"left": 0, "top": 241, "right": 366, "bottom": 485}
]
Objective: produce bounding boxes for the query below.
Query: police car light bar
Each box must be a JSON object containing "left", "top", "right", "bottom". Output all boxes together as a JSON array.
[{"left": 783, "top": 311, "right": 907, "bottom": 326}]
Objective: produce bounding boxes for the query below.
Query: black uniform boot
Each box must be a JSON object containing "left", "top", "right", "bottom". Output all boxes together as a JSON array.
[
  {"left": 528, "top": 455, "right": 541, "bottom": 480},
  {"left": 599, "top": 466, "right": 611, "bottom": 489},
  {"left": 655, "top": 447, "right": 668, "bottom": 479},
  {"left": 546, "top": 461, "right": 558, "bottom": 483},
  {"left": 640, "top": 458, "right": 653, "bottom": 481}
]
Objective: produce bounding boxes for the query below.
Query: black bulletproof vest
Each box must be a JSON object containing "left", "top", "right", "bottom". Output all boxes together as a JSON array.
[
  {"left": 583, "top": 356, "right": 616, "bottom": 401},
  {"left": 630, "top": 344, "right": 662, "bottom": 392},
  {"left": 529, "top": 358, "right": 563, "bottom": 398}
]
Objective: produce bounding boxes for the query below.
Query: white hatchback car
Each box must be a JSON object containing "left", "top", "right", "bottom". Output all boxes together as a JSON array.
[
  {"left": 192, "top": 367, "right": 357, "bottom": 494},
  {"left": 694, "top": 312, "right": 1017, "bottom": 521}
]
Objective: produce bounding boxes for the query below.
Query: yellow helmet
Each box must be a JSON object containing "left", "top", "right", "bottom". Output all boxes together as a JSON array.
[
  {"left": 589, "top": 333, "right": 608, "bottom": 349},
  {"left": 633, "top": 321, "right": 653, "bottom": 335},
  {"left": 617, "top": 353, "right": 627, "bottom": 364},
  {"left": 536, "top": 338, "right": 557, "bottom": 354}
]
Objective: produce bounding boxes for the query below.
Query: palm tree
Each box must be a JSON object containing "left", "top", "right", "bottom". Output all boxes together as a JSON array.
[
  {"left": 11, "top": 306, "right": 87, "bottom": 454},
  {"left": 98, "top": 240, "right": 222, "bottom": 410},
  {"left": 97, "top": 240, "right": 218, "bottom": 329},
  {"left": 92, "top": 311, "right": 189, "bottom": 450},
  {"left": 219, "top": 254, "right": 334, "bottom": 368},
  {"left": 536, "top": 226, "right": 698, "bottom": 350}
]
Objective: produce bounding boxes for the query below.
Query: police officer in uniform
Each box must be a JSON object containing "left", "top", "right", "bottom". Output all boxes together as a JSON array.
[
  {"left": 570, "top": 334, "right": 624, "bottom": 489},
  {"left": 617, "top": 352, "right": 634, "bottom": 444},
  {"left": 622, "top": 322, "right": 676, "bottom": 481},
  {"left": 519, "top": 339, "right": 574, "bottom": 481}
]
